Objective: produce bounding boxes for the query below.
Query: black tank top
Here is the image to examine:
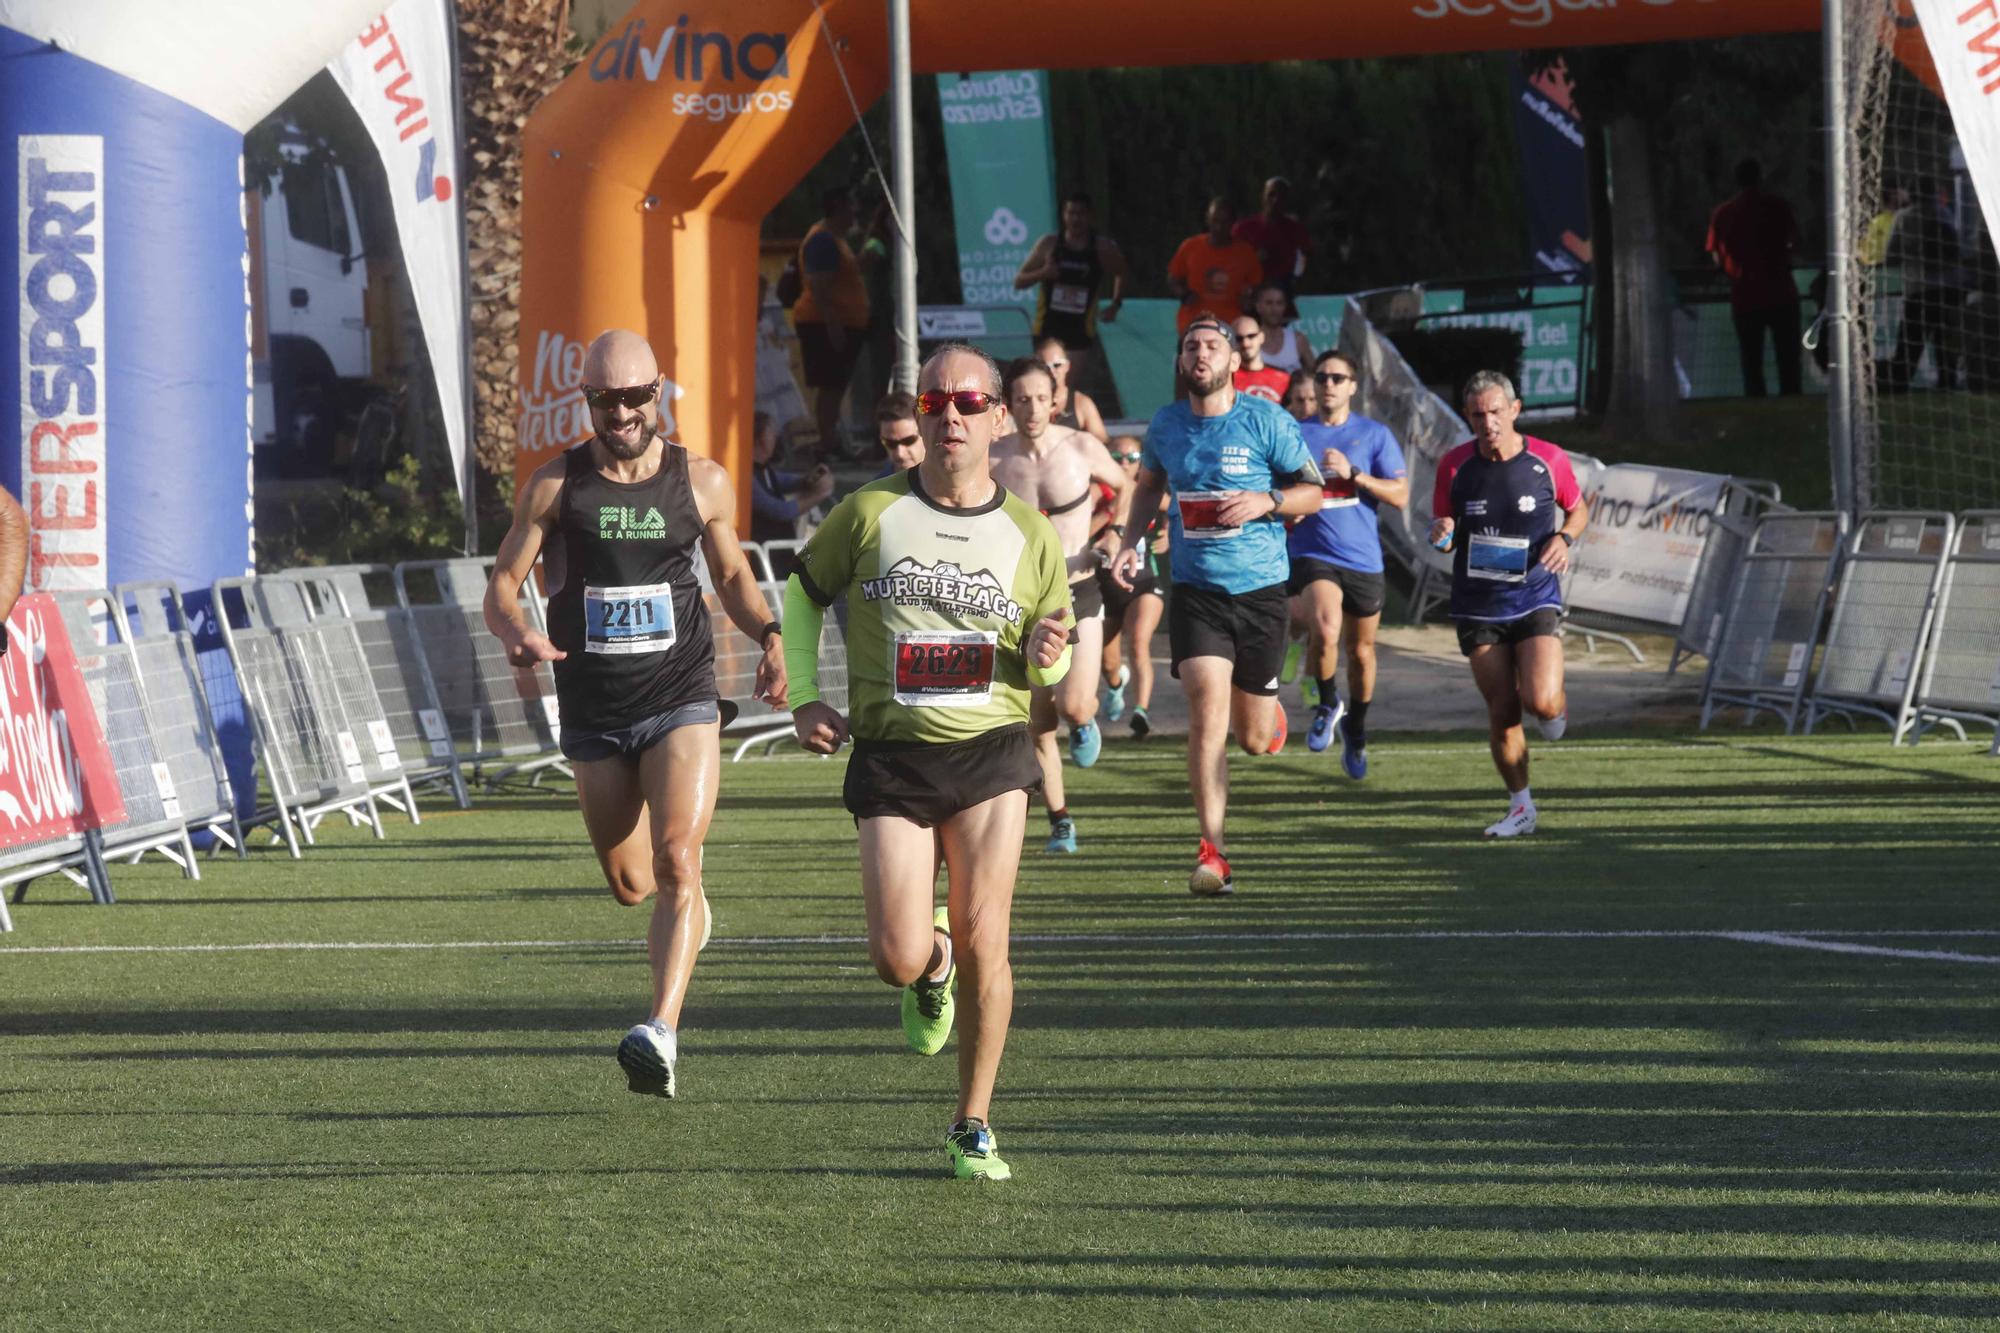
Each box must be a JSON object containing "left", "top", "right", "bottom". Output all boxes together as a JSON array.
[
  {"left": 1036, "top": 232, "right": 1103, "bottom": 345},
  {"left": 546, "top": 442, "right": 717, "bottom": 733}
]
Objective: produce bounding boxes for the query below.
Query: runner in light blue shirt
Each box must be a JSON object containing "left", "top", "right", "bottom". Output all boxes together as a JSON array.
[{"left": 1111, "top": 316, "right": 1322, "bottom": 897}]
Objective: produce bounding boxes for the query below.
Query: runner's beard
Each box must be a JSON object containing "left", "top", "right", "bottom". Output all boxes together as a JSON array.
[{"left": 598, "top": 417, "right": 657, "bottom": 460}]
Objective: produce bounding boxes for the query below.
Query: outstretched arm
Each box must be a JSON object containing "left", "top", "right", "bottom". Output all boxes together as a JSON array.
[
  {"left": 483, "top": 462, "right": 566, "bottom": 668},
  {"left": 0, "top": 487, "right": 26, "bottom": 625}
]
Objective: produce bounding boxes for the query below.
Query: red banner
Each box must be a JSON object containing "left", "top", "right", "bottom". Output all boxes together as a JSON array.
[{"left": 0, "top": 594, "right": 127, "bottom": 847}]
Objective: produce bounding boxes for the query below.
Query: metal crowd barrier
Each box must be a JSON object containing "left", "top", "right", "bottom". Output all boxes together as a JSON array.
[
  {"left": 724, "top": 578, "right": 849, "bottom": 761},
  {"left": 393, "top": 558, "right": 567, "bottom": 788},
  {"left": 269, "top": 565, "right": 470, "bottom": 807},
  {"left": 0, "top": 834, "right": 103, "bottom": 928},
  {"left": 116, "top": 581, "right": 244, "bottom": 855},
  {"left": 1698, "top": 511, "right": 1847, "bottom": 734},
  {"left": 258, "top": 573, "right": 423, "bottom": 826},
  {"left": 1909, "top": 511, "right": 2000, "bottom": 753},
  {"left": 214, "top": 576, "right": 395, "bottom": 856},
  {"left": 1804, "top": 513, "right": 1955, "bottom": 739},
  {"left": 1668, "top": 479, "right": 1788, "bottom": 676},
  {"left": 44, "top": 590, "right": 199, "bottom": 893}
]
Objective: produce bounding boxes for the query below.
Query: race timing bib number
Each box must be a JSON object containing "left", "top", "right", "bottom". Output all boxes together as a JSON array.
[
  {"left": 1049, "top": 283, "right": 1091, "bottom": 315},
  {"left": 1176, "top": 492, "right": 1239, "bottom": 541},
  {"left": 894, "top": 630, "right": 997, "bottom": 708},
  {"left": 585, "top": 582, "right": 677, "bottom": 655},
  {"left": 1320, "top": 476, "right": 1360, "bottom": 510},
  {"left": 1467, "top": 532, "right": 1531, "bottom": 583}
]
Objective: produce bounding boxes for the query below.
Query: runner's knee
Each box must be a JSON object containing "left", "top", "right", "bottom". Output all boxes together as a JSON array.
[
  {"left": 1523, "top": 686, "right": 1563, "bottom": 720},
  {"left": 651, "top": 839, "right": 701, "bottom": 894},
  {"left": 870, "top": 936, "right": 929, "bottom": 988},
  {"left": 606, "top": 866, "right": 652, "bottom": 907}
]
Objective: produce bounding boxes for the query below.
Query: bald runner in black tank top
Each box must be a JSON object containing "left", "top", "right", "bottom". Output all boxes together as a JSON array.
[{"left": 546, "top": 442, "right": 717, "bottom": 734}]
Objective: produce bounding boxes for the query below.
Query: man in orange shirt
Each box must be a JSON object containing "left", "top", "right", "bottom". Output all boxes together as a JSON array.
[
  {"left": 792, "top": 186, "right": 872, "bottom": 458},
  {"left": 1167, "top": 197, "right": 1263, "bottom": 334}
]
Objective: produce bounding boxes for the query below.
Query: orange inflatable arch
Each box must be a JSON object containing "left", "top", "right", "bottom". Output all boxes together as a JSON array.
[{"left": 516, "top": 0, "right": 1819, "bottom": 517}]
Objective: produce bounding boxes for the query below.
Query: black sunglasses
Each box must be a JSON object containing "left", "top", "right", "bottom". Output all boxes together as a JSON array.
[
  {"left": 916, "top": 390, "right": 999, "bottom": 416},
  {"left": 584, "top": 382, "right": 659, "bottom": 410},
  {"left": 1112, "top": 450, "right": 1143, "bottom": 463},
  {"left": 880, "top": 432, "right": 921, "bottom": 450},
  {"left": 1314, "top": 372, "right": 1353, "bottom": 385}
]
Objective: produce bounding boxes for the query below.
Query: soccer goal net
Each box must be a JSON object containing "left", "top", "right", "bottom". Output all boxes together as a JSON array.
[{"left": 1840, "top": 1, "right": 2000, "bottom": 512}]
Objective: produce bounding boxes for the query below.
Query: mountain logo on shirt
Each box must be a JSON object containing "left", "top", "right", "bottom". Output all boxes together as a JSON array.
[{"left": 861, "top": 557, "right": 1025, "bottom": 623}]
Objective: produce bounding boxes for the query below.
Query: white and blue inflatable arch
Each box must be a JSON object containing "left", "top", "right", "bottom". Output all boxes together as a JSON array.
[{"left": 1, "top": 0, "right": 382, "bottom": 591}]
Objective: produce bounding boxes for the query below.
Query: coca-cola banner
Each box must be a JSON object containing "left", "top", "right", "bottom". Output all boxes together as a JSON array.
[{"left": 0, "top": 593, "right": 126, "bottom": 847}]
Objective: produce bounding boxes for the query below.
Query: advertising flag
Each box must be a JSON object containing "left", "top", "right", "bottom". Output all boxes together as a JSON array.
[{"left": 327, "top": 0, "right": 467, "bottom": 494}]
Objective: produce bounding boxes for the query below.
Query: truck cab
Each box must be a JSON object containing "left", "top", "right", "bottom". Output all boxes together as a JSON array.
[{"left": 248, "top": 132, "right": 371, "bottom": 471}]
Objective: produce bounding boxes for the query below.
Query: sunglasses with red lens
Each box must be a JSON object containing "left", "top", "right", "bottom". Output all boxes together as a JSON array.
[
  {"left": 915, "top": 390, "right": 999, "bottom": 417},
  {"left": 584, "top": 383, "right": 659, "bottom": 411}
]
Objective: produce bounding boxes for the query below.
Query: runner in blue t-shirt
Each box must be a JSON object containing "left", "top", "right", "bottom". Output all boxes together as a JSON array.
[
  {"left": 1285, "top": 349, "right": 1409, "bottom": 777},
  {"left": 1429, "top": 369, "right": 1589, "bottom": 840},
  {"left": 1111, "top": 316, "right": 1321, "bottom": 896}
]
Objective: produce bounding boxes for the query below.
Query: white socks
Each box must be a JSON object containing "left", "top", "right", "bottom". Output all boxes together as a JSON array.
[
  {"left": 1510, "top": 787, "right": 1534, "bottom": 810},
  {"left": 927, "top": 932, "right": 953, "bottom": 983},
  {"left": 1536, "top": 710, "right": 1567, "bottom": 741}
]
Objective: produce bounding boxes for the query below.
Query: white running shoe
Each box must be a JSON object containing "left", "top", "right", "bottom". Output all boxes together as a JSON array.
[
  {"left": 1536, "top": 710, "right": 1568, "bottom": 742},
  {"left": 617, "top": 1020, "right": 677, "bottom": 1098},
  {"left": 1484, "top": 804, "right": 1538, "bottom": 838}
]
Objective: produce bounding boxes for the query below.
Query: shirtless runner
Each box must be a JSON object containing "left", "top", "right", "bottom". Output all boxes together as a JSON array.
[{"left": 988, "top": 355, "right": 1131, "bottom": 855}]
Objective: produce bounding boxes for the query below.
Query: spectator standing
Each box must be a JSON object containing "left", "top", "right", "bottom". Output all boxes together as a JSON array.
[
  {"left": 1886, "top": 181, "right": 1968, "bottom": 391},
  {"left": 1232, "top": 177, "right": 1311, "bottom": 297},
  {"left": 794, "top": 185, "right": 872, "bottom": 457},
  {"left": 1015, "top": 192, "right": 1128, "bottom": 412},
  {"left": 1704, "top": 158, "right": 1803, "bottom": 397},
  {"left": 1167, "top": 196, "right": 1263, "bottom": 334}
]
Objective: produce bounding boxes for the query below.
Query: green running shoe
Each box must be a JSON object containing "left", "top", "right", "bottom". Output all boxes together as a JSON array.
[
  {"left": 946, "top": 1117, "right": 1012, "bottom": 1181},
  {"left": 1279, "top": 638, "right": 1303, "bottom": 684},
  {"left": 900, "top": 905, "right": 955, "bottom": 1055}
]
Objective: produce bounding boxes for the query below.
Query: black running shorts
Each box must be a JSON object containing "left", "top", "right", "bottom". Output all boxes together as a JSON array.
[
  {"left": 1168, "top": 581, "right": 1290, "bottom": 696},
  {"left": 1455, "top": 606, "right": 1563, "bottom": 657},
  {"left": 844, "top": 723, "right": 1041, "bottom": 827},
  {"left": 1287, "top": 558, "right": 1386, "bottom": 618}
]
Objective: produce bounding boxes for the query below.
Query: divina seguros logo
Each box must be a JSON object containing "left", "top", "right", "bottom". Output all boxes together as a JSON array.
[{"left": 588, "top": 15, "right": 793, "bottom": 122}]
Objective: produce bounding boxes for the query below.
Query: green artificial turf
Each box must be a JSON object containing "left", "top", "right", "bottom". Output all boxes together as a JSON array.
[{"left": 2, "top": 734, "right": 1996, "bottom": 1330}]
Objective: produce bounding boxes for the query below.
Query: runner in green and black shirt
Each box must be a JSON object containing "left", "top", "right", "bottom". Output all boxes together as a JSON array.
[{"left": 784, "top": 343, "right": 1072, "bottom": 1182}]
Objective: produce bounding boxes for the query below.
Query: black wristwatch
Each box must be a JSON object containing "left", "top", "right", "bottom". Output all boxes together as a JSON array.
[
  {"left": 1556, "top": 532, "right": 1575, "bottom": 548},
  {"left": 759, "top": 620, "right": 782, "bottom": 647},
  {"left": 1268, "top": 488, "right": 1286, "bottom": 514}
]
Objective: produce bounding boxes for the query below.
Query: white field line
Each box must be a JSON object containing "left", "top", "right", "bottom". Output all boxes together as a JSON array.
[
  {"left": 3, "top": 928, "right": 1998, "bottom": 958},
  {"left": 1720, "top": 931, "right": 2000, "bottom": 965}
]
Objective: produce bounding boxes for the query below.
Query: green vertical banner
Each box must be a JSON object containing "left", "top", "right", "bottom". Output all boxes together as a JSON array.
[{"left": 935, "top": 71, "right": 1057, "bottom": 311}]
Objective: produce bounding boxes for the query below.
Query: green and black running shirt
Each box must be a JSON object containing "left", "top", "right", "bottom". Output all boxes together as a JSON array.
[{"left": 794, "top": 468, "right": 1071, "bottom": 745}]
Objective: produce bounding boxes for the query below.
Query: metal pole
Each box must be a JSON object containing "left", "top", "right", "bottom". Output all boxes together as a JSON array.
[
  {"left": 448, "top": 0, "right": 479, "bottom": 555},
  {"left": 888, "top": 0, "right": 919, "bottom": 393},
  {"left": 1823, "top": 0, "right": 1857, "bottom": 518}
]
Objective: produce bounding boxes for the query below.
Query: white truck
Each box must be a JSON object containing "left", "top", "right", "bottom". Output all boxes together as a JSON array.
[{"left": 247, "top": 132, "right": 372, "bottom": 472}]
